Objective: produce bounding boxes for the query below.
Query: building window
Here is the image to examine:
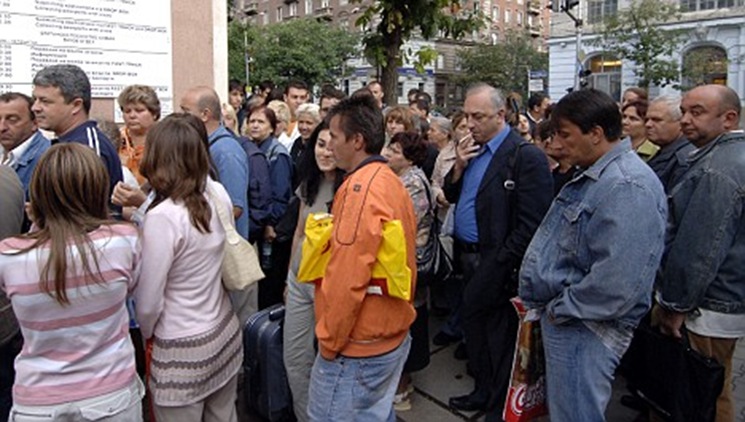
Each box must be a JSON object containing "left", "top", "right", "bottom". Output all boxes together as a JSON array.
[
  {"left": 289, "top": 2, "right": 297, "bottom": 16},
  {"left": 587, "top": 0, "right": 618, "bottom": 24},
  {"left": 586, "top": 54, "right": 622, "bottom": 101},
  {"left": 305, "top": 0, "right": 313, "bottom": 14},
  {"left": 505, "top": 9, "right": 511, "bottom": 23},
  {"left": 340, "top": 0, "right": 348, "bottom": 5},
  {"left": 682, "top": 45, "right": 728, "bottom": 88},
  {"left": 321, "top": 0, "right": 329, "bottom": 8},
  {"left": 262, "top": 10, "right": 268, "bottom": 24},
  {"left": 680, "top": 0, "right": 744, "bottom": 10},
  {"left": 492, "top": 5, "right": 500, "bottom": 21},
  {"left": 517, "top": 11, "right": 523, "bottom": 25},
  {"left": 276, "top": 6, "right": 283, "bottom": 21},
  {"left": 397, "top": 82, "right": 404, "bottom": 98}
]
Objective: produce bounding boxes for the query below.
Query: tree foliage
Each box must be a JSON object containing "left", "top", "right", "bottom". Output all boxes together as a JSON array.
[
  {"left": 456, "top": 31, "right": 548, "bottom": 98},
  {"left": 681, "top": 46, "right": 729, "bottom": 89},
  {"left": 591, "top": 0, "right": 685, "bottom": 89},
  {"left": 354, "top": 0, "right": 483, "bottom": 105},
  {"left": 228, "top": 18, "right": 359, "bottom": 89}
]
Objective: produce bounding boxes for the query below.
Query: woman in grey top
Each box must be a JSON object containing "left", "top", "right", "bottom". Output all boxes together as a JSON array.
[{"left": 283, "top": 121, "right": 344, "bottom": 422}]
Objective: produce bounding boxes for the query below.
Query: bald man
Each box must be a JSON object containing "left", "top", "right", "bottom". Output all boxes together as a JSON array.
[
  {"left": 180, "top": 86, "right": 249, "bottom": 239},
  {"left": 655, "top": 85, "right": 744, "bottom": 422}
]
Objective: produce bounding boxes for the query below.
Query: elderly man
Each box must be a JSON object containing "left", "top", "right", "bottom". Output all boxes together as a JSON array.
[
  {"left": 655, "top": 85, "right": 744, "bottom": 422},
  {"left": 307, "top": 95, "right": 417, "bottom": 422},
  {"left": 645, "top": 95, "right": 695, "bottom": 191},
  {"left": 180, "top": 86, "right": 249, "bottom": 239},
  {"left": 444, "top": 84, "right": 553, "bottom": 416},
  {"left": 0, "top": 93, "right": 50, "bottom": 196},
  {"left": 32, "top": 64, "right": 122, "bottom": 205},
  {"left": 519, "top": 88, "right": 667, "bottom": 421}
]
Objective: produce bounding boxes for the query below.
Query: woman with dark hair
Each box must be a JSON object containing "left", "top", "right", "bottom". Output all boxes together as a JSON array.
[
  {"left": 247, "top": 106, "right": 294, "bottom": 309},
  {"left": 0, "top": 143, "right": 143, "bottom": 420},
  {"left": 385, "top": 106, "right": 416, "bottom": 141},
  {"left": 283, "top": 121, "right": 344, "bottom": 422},
  {"left": 382, "top": 132, "right": 433, "bottom": 411},
  {"left": 134, "top": 114, "right": 242, "bottom": 421},
  {"left": 622, "top": 100, "right": 659, "bottom": 161}
]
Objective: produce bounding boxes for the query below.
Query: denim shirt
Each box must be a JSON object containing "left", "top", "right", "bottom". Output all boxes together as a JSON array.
[
  {"left": 209, "top": 126, "right": 250, "bottom": 239},
  {"left": 657, "top": 131, "right": 745, "bottom": 314},
  {"left": 12, "top": 131, "right": 50, "bottom": 197},
  {"left": 519, "top": 139, "right": 667, "bottom": 350}
]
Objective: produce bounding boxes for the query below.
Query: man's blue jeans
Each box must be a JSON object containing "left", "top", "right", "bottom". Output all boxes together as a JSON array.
[
  {"left": 541, "top": 315, "right": 622, "bottom": 422},
  {"left": 307, "top": 335, "right": 411, "bottom": 422}
]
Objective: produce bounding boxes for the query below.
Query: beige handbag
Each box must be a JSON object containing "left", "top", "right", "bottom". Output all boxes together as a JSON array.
[{"left": 208, "top": 185, "right": 264, "bottom": 291}]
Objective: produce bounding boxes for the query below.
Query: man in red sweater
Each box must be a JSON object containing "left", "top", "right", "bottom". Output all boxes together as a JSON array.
[{"left": 307, "top": 95, "right": 417, "bottom": 422}]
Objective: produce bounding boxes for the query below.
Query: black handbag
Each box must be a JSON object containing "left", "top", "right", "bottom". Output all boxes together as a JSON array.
[
  {"left": 621, "top": 320, "right": 725, "bottom": 422},
  {"left": 415, "top": 175, "right": 453, "bottom": 287}
]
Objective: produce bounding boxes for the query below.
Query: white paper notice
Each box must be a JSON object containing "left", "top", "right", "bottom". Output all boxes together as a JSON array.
[{"left": 0, "top": 0, "right": 173, "bottom": 111}]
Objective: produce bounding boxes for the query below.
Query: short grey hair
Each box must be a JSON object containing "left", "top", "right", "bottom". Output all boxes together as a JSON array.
[
  {"left": 466, "top": 83, "right": 505, "bottom": 110},
  {"left": 650, "top": 95, "right": 682, "bottom": 121},
  {"left": 295, "top": 103, "right": 321, "bottom": 123},
  {"left": 429, "top": 116, "right": 452, "bottom": 135},
  {"left": 33, "top": 64, "right": 92, "bottom": 113}
]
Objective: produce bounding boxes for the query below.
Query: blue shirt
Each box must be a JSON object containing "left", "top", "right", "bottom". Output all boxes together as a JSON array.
[
  {"left": 55, "top": 121, "right": 123, "bottom": 215},
  {"left": 519, "top": 139, "right": 667, "bottom": 332},
  {"left": 454, "top": 126, "right": 511, "bottom": 243},
  {"left": 209, "top": 126, "right": 250, "bottom": 239},
  {"left": 12, "top": 130, "right": 50, "bottom": 197}
]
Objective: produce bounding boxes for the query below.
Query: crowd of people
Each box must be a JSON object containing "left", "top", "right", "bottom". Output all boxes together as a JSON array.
[{"left": 0, "top": 61, "right": 743, "bottom": 422}]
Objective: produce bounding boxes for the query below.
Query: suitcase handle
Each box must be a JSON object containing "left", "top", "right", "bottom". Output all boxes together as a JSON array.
[{"left": 268, "top": 306, "right": 285, "bottom": 322}]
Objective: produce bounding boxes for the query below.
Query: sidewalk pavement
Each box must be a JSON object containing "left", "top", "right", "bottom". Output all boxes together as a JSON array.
[{"left": 237, "top": 313, "right": 745, "bottom": 422}]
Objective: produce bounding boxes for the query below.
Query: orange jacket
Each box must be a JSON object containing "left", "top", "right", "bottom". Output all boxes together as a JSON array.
[{"left": 314, "top": 158, "right": 417, "bottom": 360}]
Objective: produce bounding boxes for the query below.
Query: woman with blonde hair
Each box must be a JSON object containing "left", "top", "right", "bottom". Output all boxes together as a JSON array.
[
  {"left": 134, "top": 114, "right": 243, "bottom": 421},
  {"left": 222, "top": 103, "right": 239, "bottom": 134},
  {"left": 0, "top": 143, "right": 143, "bottom": 421},
  {"left": 117, "top": 84, "right": 161, "bottom": 185},
  {"left": 267, "top": 100, "right": 293, "bottom": 150}
]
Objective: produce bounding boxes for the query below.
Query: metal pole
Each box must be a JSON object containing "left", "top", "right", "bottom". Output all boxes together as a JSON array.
[
  {"left": 244, "top": 29, "right": 250, "bottom": 88},
  {"left": 574, "top": 1, "right": 583, "bottom": 90}
]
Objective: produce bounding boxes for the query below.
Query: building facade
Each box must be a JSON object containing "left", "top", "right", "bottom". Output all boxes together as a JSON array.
[
  {"left": 547, "top": 0, "right": 745, "bottom": 104},
  {"left": 232, "top": 0, "right": 550, "bottom": 109}
]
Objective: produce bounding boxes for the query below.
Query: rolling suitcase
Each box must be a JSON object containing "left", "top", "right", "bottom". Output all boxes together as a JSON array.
[{"left": 243, "top": 304, "right": 294, "bottom": 421}]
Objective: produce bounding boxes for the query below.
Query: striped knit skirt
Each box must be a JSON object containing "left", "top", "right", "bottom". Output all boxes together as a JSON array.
[{"left": 149, "top": 311, "right": 243, "bottom": 407}]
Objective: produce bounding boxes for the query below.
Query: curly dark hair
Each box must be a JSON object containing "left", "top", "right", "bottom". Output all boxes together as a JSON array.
[{"left": 389, "top": 131, "right": 428, "bottom": 167}]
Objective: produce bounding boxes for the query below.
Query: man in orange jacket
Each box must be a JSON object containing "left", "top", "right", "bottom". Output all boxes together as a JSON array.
[{"left": 307, "top": 95, "right": 418, "bottom": 422}]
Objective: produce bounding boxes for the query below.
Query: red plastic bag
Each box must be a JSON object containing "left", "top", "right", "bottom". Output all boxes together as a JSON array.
[{"left": 503, "top": 298, "right": 548, "bottom": 422}]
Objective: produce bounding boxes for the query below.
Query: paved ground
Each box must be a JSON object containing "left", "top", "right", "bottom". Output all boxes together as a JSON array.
[{"left": 237, "top": 312, "right": 745, "bottom": 421}]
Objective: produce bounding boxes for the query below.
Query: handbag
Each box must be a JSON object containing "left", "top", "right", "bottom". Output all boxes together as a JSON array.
[
  {"left": 208, "top": 186, "right": 265, "bottom": 291},
  {"left": 297, "top": 213, "right": 413, "bottom": 301},
  {"left": 415, "top": 175, "right": 453, "bottom": 287},
  {"left": 503, "top": 298, "right": 548, "bottom": 422},
  {"left": 621, "top": 320, "right": 725, "bottom": 422}
]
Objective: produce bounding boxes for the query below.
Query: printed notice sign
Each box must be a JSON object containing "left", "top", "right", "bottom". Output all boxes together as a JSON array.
[{"left": 0, "top": 0, "right": 173, "bottom": 111}]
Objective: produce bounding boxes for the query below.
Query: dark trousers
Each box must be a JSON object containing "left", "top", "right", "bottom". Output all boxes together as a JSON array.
[
  {"left": 258, "top": 239, "right": 292, "bottom": 310},
  {"left": 1, "top": 331, "right": 22, "bottom": 421},
  {"left": 461, "top": 255, "right": 519, "bottom": 417}
]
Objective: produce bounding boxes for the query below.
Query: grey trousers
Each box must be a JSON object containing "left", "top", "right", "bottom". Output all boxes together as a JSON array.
[{"left": 282, "top": 271, "right": 316, "bottom": 422}]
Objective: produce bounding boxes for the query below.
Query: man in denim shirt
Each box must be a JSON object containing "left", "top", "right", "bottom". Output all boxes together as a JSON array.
[
  {"left": 519, "top": 89, "right": 667, "bottom": 421},
  {"left": 655, "top": 85, "right": 744, "bottom": 421}
]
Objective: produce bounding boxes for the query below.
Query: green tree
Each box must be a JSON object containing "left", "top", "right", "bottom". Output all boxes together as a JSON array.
[
  {"left": 227, "top": 19, "right": 254, "bottom": 83},
  {"left": 232, "top": 18, "right": 358, "bottom": 89},
  {"left": 455, "top": 31, "right": 548, "bottom": 99},
  {"left": 591, "top": 0, "right": 684, "bottom": 89},
  {"left": 354, "top": 0, "right": 483, "bottom": 105}
]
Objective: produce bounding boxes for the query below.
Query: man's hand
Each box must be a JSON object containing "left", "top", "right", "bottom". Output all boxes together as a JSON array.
[
  {"left": 111, "top": 182, "right": 147, "bottom": 208},
  {"left": 436, "top": 191, "right": 449, "bottom": 207},
  {"left": 651, "top": 304, "right": 686, "bottom": 339},
  {"left": 264, "top": 225, "right": 277, "bottom": 243},
  {"left": 451, "top": 134, "right": 481, "bottom": 182}
]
